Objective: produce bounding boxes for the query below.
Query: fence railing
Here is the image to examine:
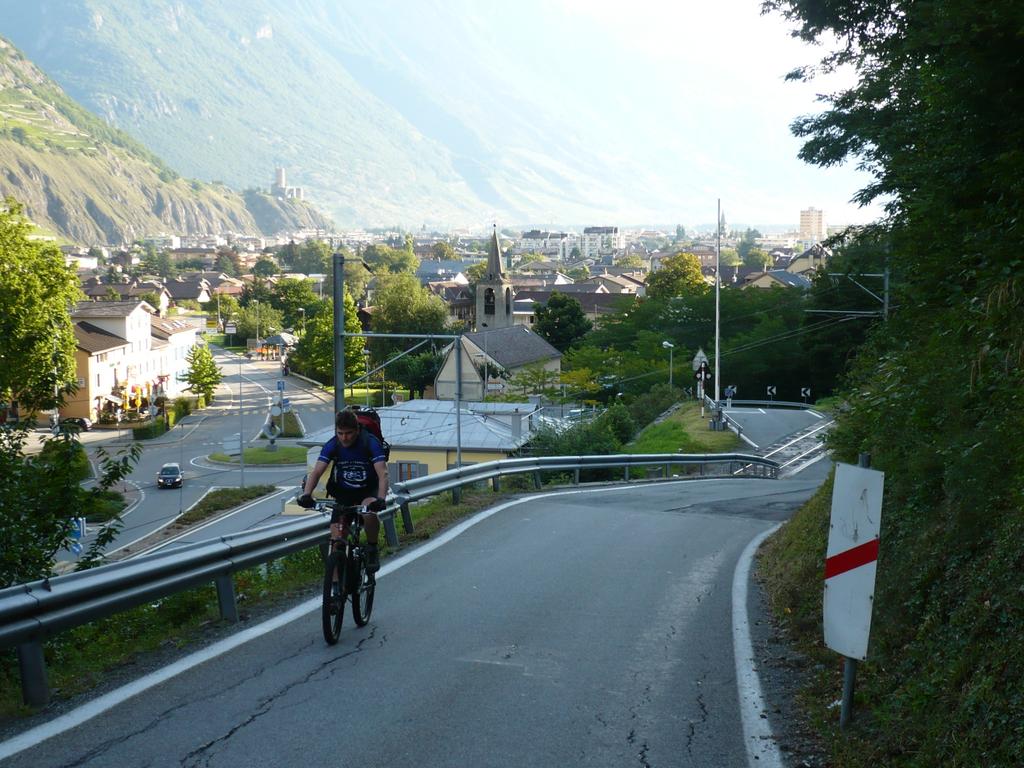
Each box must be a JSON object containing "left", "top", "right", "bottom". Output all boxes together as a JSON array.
[{"left": 1, "top": 451, "right": 777, "bottom": 706}]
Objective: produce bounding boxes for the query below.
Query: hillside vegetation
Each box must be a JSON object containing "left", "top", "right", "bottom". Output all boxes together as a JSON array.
[
  {"left": 0, "top": 37, "right": 330, "bottom": 243},
  {"left": 759, "top": 1, "right": 1024, "bottom": 765}
]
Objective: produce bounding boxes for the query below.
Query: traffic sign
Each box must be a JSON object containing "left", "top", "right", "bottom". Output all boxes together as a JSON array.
[
  {"left": 766, "top": 385, "right": 776, "bottom": 397},
  {"left": 225, "top": 323, "right": 237, "bottom": 334},
  {"left": 277, "top": 380, "right": 285, "bottom": 392},
  {"left": 691, "top": 348, "right": 709, "bottom": 371},
  {"left": 801, "top": 387, "right": 811, "bottom": 399},
  {"left": 824, "top": 463, "right": 885, "bottom": 660}
]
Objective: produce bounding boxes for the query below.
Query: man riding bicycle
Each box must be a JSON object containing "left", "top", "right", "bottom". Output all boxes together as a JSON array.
[{"left": 298, "top": 409, "right": 388, "bottom": 572}]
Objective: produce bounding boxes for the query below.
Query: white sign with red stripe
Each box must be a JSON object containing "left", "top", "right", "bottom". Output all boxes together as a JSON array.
[{"left": 823, "top": 462, "right": 885, "bottom": 660}]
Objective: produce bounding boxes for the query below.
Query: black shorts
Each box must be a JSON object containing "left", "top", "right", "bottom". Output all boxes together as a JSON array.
[{"left": 332, "top": 488, "right": 374, "bottom": 506}]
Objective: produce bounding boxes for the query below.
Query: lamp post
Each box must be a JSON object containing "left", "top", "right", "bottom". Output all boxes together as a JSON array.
[
  {"left": 662, "top": 340, "right": 675, "bottom": 389},
  {"left": 254, "top": 300, "right": 260, "bottom": 355},
  {"left": 297, "top": 307, "right": 305, "bottom": 336}
]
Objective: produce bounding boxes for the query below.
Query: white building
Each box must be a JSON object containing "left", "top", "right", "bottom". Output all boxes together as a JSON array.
[{"left": 581, "top": 226, "right": 625, "bottom": 260}]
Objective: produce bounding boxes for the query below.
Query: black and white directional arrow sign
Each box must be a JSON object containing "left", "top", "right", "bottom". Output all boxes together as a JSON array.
[
  {"left": 766, "top": 385, "right": 777, "bottom": 397},
  {"left": 801, "top": 387, "right": 811, "bottom": 398}
]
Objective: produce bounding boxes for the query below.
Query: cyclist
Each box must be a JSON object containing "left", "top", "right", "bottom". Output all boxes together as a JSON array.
[{"left": 298, "top": 410, "right": 388, "bottom": 572}]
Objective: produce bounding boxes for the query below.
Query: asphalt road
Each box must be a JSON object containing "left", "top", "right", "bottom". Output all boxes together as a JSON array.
[
  {"left": 65, "top": 349, "right": 332, "bottom": 560},
  {"left": 3, "top": 474, "right": 827, "bottom": 768}
]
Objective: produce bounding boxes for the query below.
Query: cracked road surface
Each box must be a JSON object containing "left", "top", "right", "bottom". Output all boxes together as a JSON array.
[{"left": 3, "top": 474, "right": 826, "bottom": 767}]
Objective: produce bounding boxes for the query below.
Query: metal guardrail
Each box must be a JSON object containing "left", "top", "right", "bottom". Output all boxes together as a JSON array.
[{"left": 1, "top": 451, "right": 778, "bottom": 706}]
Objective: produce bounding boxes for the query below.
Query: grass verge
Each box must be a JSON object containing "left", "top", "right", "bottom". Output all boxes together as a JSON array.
[
  {"left": 627, "top": 402, "right": 739, "bottom": 453},
  {"left": 208, "top": 446, "right": 307, "bottom": 465},
  {"left": 178, "top": 485, "right": 278, "bottom": 526}
]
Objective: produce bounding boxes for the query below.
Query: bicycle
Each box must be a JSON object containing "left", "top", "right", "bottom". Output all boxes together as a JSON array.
[{"left": 314, "top": 498, "right": 383, "bottom": 644}]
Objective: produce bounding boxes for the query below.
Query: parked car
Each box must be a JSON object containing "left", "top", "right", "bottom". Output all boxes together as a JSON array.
[
  {"left": 157, "top": 462, "right": 184, "bottom": 489},
  {"left": 59, "top": 417, "right": 93, "bottom": 431}
]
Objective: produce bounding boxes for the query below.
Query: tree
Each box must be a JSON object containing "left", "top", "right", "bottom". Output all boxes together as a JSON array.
[
  {"left": 431, "top": 241, "right": 456, "bottom": 260},
  {"left": 289, "top": 293, "right": 366, "bottom": 384},
  {"left": 289, "top": 239, "right": 331, "bottom": 275},
  {"left": 534, "top": 292, "right": 592, "bottom": 352},
  {"left": 645, "top": 252, "right": 708, "bottom": 300},
  {"left": 363, "top": 243, "right": 419, "bottom": 274},
  {"left": 675, "top": 225, "right": 686, "bottom": 240},
  {"left": 178, "top": 343, "right": 222, "bottom": 402},
  {"left": 253, "top": 256, "right": 278, "bottom": 278},
  {"left": 214, "top": 246, "right": 242, "bottom": 277},
  {"left": 1, "top": 425, "right": 141, "bottom": 586},
  {"left": 614, "top": 254, "right": 644, "bottom": 269},
  {"left": 369, "top": 272, "right": 450, "bottom": 360},
  {"left": 234, "top": 302, "right": 283, "bottom": 342},
  {"left": 743, "top": 247, "right": 773, "bottom": 269},
  {"left": 389, "top": 351, "right": 443, "bottom": 399},
  {"left": 762, "top": 2, "right": 1024, "bottom": 762},
  {"left": 0, "top": 198, "right": 81, "bottom": 413},
  {"left": 271, "top": 277, "right": 319, "bottom": 328}
]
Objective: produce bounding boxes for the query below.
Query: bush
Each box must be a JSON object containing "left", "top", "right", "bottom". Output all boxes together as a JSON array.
[
  {"left": 132, "top": 420, "right": 168, "bottom": 440},
  {"left": 173, "top": 397, "right": 192, "bottom": 420},
  {"left": 627, "top": 383, "right": 681, "bottom": 427},
  {"left": 38, "top": 439, "right": 90, "bottom": 482},
  {"left": 596, "top": 402, "right": 637, "bottom": 444}
]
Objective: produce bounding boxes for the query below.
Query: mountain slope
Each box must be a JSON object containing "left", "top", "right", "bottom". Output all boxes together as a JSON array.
[
  {"left": 0, "top": 0, "right": 685, "bottom": 228},
  {"left": 0, "top": 37, "right": 330, "bottom": 244}
]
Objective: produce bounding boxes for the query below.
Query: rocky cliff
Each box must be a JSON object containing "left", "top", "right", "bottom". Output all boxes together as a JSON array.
[{"left": 0, "top": 37, "right": 330, "bottom": 244}]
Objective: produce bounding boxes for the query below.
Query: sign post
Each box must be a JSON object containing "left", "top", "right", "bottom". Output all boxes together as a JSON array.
[{"left": 824, "top": 454, "right": 884, "bottom": 728}]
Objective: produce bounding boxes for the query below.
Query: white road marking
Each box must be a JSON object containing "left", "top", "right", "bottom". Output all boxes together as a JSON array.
[
  {"left": 0, "top": 479, "right": 780, "bottom": 760},
  {"left": 732, "top": 524, "right": 785, "bottom": 768}
]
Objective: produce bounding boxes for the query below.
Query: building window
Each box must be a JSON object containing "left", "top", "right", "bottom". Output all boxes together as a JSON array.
[
  {"left": 483, "top": 288, "right": 495, "bottom": 315},
  {"left": 395, "top": 462, "right": 420, "bottom": 482}
]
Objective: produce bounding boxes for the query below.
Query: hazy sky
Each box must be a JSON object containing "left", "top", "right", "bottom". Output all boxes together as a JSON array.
[{"left": 481, "top": 0, "right": 882, "bottom": 229}]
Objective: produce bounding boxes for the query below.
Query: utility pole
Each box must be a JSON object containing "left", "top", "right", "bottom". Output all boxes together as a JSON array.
[{"left": 333, "top": 251, "right": 345, "bottom": 415}]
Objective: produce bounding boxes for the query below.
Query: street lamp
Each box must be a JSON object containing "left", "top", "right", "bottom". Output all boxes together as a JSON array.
[
  {"left": 297, "top": 307, "right": 305, "bottom": 336},
  {"left": 662, "top": 341, "right": 675, "bottom": 389}
]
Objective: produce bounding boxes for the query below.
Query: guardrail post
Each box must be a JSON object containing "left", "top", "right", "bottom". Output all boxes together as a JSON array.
[
  {"left": 533, "top": 470, "right": 542, "bottom": 489},
  {"left": 216, "top": 574, "right": 239, "bottom": 623},
  {"left": 452, "top": 487, "right": 461, "bottom": 505},
  {"left": 624, "top": 465, "right": 630, "bottom": 481},
  {"left": 400, "top": 501, "right": 414, "bottom": 533},
  {"left": 573, "top": 469, "right": 580, "bottom": 485},
  {"left": 492, "top": 475, "right": 501, "bottom": 492},
  {"left": 382, "top": 513, "right": 399, "bottom": 548},
  {"left": 17, "top": 641, "right": 49, "bottom": 706}
]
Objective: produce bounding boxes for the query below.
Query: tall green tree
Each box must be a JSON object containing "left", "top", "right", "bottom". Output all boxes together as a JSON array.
[
  {"left": 534, "top": 292, "right": 592, "bottom": 352},
  {"left": 763, "top": 1, "right": 1024, "bottom": 764},
  {"left": 645, "top": 252, "right": 708, "bottom": 300},
  {"left": 369, "top": 272, "right": 450, "bottom": 360},
  {"left": 270, "top": 277, "right": 319, "bottom": 328},
  {"left": 234, "top": 302, "right": 283, "bottom": 342},
  {"left": 0, "top": 198, "right": 81, "bottom": 413},
  {"left": 178, "top": 344, "right": 222, "bottom": 402},
  {"left": 289, "top": 239, "right": 331, "bottom": 275},
  {"left": 289, "top": 293, "right": 366, "bottom": 384}
]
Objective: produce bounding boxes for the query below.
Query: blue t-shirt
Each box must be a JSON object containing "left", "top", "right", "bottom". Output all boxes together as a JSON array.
[{"left": 318, "top": 433, "right": 386, "bottom": 493}]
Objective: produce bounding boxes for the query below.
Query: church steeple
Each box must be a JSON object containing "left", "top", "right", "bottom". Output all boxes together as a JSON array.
[
  {"left": 475, "top": 224, "right": 514, "bottom": 330},
  {"left": 486, "top": 224, "right": 505, "bottom": 280}
]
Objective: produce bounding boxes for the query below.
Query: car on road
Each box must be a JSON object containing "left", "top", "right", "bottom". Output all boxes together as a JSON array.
[
  {"left": 59, "top": 417, "right": 93, "bottom": 431},
  {"left": 157, "top": 462, "right": 184, "bottom": 488}
]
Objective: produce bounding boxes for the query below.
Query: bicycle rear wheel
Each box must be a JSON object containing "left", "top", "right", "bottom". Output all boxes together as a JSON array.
[
  {"left": 321, "top": 551, "right": 345, "bottom": 644},
  {"left": 351, "top": 554, "right": 375, "bottom": 627}
]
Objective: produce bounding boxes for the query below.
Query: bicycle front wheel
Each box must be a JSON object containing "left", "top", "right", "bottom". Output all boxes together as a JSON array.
[
  {"left": 321, "top": 551, "right": 345, "bottom": 644},
  {"left": 351, "top": 554, "right": 375, "bottom": 627}
]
